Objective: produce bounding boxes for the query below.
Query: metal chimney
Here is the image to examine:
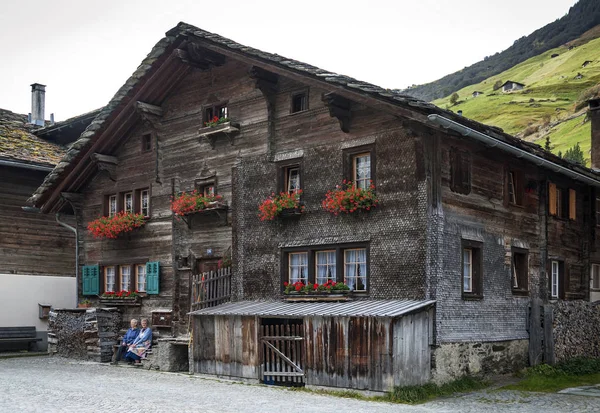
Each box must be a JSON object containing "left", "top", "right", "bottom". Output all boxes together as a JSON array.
[{"left": 30, "top": 83, "right": 46, "bottom": 126}]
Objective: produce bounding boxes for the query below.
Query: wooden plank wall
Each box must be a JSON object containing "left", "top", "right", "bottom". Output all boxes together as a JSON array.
[
  {"left": 305, "top": 316, "right": 404, "bottom": 392},
  {"left": 192, "top": 314, "right": 259, "bottom": 380},
  {"left": 0, "top": 166, "right": 75, "bottom": 276},
  {"left": 393, "top": 310, "right": 431, "bottom": 386}
]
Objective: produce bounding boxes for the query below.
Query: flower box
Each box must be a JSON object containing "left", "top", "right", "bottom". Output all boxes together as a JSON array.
[
  {"left": 100, "top": 291, "right": 141, "bottom": 306},
  {"left": 259, "top": 191, "right": 304, "bottom": 221},
  {"left": 322, "top": 180, "right": 378, "bottom": 215},
  {"left": 99, "top": 297, "right": 141, "bottom": 306},
  {"left": 283, "top": 280, "right": 351, "bottom": 295},
  {"left": 171, "top": 192, "right": 226, "bottom": 217},
  {"left": 198, "top": 120, "right": 240, "bottom": 148},
  {"left": 87, "top": 212, "right": 146, "bottom": 239}
]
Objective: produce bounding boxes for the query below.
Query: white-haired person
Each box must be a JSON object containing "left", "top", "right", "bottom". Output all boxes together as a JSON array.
[
  {"left": 124, "top": 318, "right": 152, "bottom": 364},
  {"left": 112, "top": 319, "right": 139, "bottom": 365}
]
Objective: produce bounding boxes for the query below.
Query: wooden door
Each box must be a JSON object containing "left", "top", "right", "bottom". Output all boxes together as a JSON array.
[{"left": 260, "top": 318, "right": 305, "bottom": 386}]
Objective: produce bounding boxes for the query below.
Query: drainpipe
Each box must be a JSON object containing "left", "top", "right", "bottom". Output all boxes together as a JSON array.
[
  {"left": 427, "top": 114, "right": 600, "bottom": 187},
  {"left": 56, "top": 213, "right": 79, "bottom": 308}
]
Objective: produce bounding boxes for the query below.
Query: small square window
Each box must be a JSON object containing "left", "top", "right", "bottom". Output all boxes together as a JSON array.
[
  {"left": 344, "top": 248, "right": 367, "bottom": 291},
  {"left": 353, "top": 153, "right": 371, "bottom": 190},
  {"left": 288, "top": 252, "right": 308, "bottom": 284},
  {"left": 507, "top": 170, "right": 523, "bottom": 206},
  {"left": 548, "top": 183, "right": 574, "bottom": 220},
  {"left": 104, "top": 266, "right": 116, "bottom": 292},
  {"left": 140, "top": 189, "right": 150, "bottom": 217},
  {"left": 203, "top": 185, "right": 215, "bottom": 197},
  {"left": 124, "top": 192, "right": 133, "bottom": 214},
  {"left": 108, "top": 195, "right": 117, "bottom": 217},
  {"left": 315, "top": 250, "right": 336, "bottom": 285},
  {"left": 120, "top": 265, "right": 131, "bottom": 291},
  {"left": 136, "top": 264, "right": 147, "bottom": 292},
  {"left": 142, "top": 134, "right": 152, "bottom": 153},
  {"left": 204, "top": 103, "right": 228, "bottom": 125},
  {"left": 450, "top": 148, "right": 471, "bottom": 195},
  {"left": 217, "top": 105, "right": 228, "bottom": 119},
  {"left": 291, "top": 92, "right": 308, "bottom": 113},
  {"left": 285, "top": 166, "right": 301, "bottom": 194}
]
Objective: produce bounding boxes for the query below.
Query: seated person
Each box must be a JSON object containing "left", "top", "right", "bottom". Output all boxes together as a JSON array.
[
  {"left": 124, "top": 318, "right": 152, "bottom": 364},
  {"left": 113, "top": 318, "right": 139, "bottom": 364}
]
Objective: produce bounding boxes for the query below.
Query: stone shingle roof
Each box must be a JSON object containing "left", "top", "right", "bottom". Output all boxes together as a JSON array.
[
  {"left": 0, "top": 108, "right": 65, "bottom": 167},
  {"left": 29, "top": 22, "right": 600, "bottom": 206}
]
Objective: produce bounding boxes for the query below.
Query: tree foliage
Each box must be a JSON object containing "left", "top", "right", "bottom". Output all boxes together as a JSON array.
[
  {"left": 563, "top": 142, "right": 585, "bottom": 165},
  {"left": 450, "top": 93, "right": 459, "bottom": 105}
]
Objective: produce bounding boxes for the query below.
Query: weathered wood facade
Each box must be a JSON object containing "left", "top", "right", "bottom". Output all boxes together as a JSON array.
[{"left": 30, "top": 23, "right": 600, "bottom": 388}]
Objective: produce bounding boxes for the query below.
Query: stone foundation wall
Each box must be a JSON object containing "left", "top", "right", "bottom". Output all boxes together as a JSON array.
[
  {"left": 48, "top": 308, "right": 121, "bottom": 362},
  {"left": 552, "top": 301, "right": 600, "bottom": 362},
  {"left": 431, "top": 339, "right": 529, "bottom": 384}
]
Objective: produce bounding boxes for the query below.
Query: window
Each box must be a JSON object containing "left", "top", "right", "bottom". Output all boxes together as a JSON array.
[
  {"left": 104, "top": 266, "right": 116, "bottom": 292},
  {"left": 288, "top": 252, "right": 308, "bottom": 284},
  {"left": 450, "top": 148, "right": 471, "bottom": 195},
  {"left": 596, "top": 197, "right": 600, "bottom": 227},
  {"left": 315, "top": 251, "right": 336, "bottom": 284},
  {"left": 142, "top": 134, "right": 152, "bottom": 153},
  {"left": 353, "top": 153, "right": 371, "bottom": 190},
  {"left": 461, "top": 240, "right": 482, "bottom": 299},
  {"left": 204, "top": 103, "right": 228, "bottom": 123},
  {"left": 551, "top": 261, "right": 560, "bottom": 298},
  {"left": 285, "top": 166, "right": 301, "bottom": 194},
  {"left": 512, "top": 248, "right": 529, "bottom": 294},
  {"left": 124, "top": 192, "right": 133, "bottom": 214},
  {"left": 120, "top": 265, "right": 131, "bottom": 291},
  {"left": 344, "top": 248, "right": 367, "bottom": 291},
  {"left": 108, "top": 195, "right": 117, "bottom": 217},
  {"left": 291, "top": 91, "right": 308, "bottom": 113},
  {"left": 136, "top": 264, "right": 147, "bottom": 292},
  {"left": 140, "top": 189, "right": 149, "bottom": 217},
  {"left": 548, "top": 183, "right": 575, "bottom": 220},
  {"left": 283, "top": 244, "right": 369, "bottom": 292},
  {"left": 203, "top": 185, "right": 215, "bottom": 197},
  {"left": 507, "top": 170, "right": 524, "bottom": 206}
]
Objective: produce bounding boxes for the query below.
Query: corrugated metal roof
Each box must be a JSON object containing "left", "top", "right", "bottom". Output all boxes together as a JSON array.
[{"left": 189, "top": 299, "right": 435, "bottom": 318}]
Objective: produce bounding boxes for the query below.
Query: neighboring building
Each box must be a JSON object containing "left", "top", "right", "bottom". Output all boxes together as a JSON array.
[
  {"left": 29, "top": 23, "right": 600, "bottom": 388},
  {"left": 583, "top": 60, "right": 592, "bottom": 68},
  {"left": 501, "top": 81, "right": 525, "bottom": 92},
  {"left": 0, "top": 85, "right": 96, "bottom": 349},
  {"left": 551, "top": 53, "right": 559, "bottom": 58},
  {"left": 472, "top": 91, "right": 484, "bottom": 98}
]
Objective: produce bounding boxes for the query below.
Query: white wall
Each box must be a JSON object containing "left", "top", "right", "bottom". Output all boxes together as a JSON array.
[{"left": 0, "top": 273, "right": 76, "bottom": 331}]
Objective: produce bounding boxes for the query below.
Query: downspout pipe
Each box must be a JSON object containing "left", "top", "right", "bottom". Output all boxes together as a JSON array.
[
  {"left": 55, "top": 213, "right": 79, "bottom": 308},
  {"left": 428, "top": 114, "right": 600, "bottom": 188}
]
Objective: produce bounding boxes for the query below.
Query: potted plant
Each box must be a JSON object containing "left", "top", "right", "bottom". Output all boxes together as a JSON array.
[
  {"left": 204, "top": 115, "right": 230, "bottom": 128},
  {"left": 259, "top": 190, "right": 304, "bottom": 221},
  {"left": 170, "top": 191, "right": 225, "bottom": 216},
  {"left": 101, "top": 290, "right": 139, "bottom": 300},
  {"left": 87, "top": 212, "right": 146, "bottom": 239},
  {"left": 322, "top": 180, "right": 378, "bottom": 215},
  {"left": 78, "top": 299, "right": 92, "bottom": 308}
]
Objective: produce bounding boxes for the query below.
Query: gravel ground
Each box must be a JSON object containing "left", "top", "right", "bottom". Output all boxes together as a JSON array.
[{"left": 0, "top": 356, "right": 599, "bottom": 413}]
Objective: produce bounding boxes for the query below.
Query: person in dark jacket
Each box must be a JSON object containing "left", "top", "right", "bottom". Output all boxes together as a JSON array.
[{"left": 112, "top": 319, "right": 139, "bottom": 364}]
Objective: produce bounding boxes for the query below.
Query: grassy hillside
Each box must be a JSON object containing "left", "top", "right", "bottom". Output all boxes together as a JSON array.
[
  {"left": 432, "top": 32, "right": 600, "bottom": 165},
  {"left": 404, "top": 0, "right": 600, "bottom": 101}
]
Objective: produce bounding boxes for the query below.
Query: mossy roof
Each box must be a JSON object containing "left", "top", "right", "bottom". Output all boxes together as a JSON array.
[{"left": 0, "top": 109, "right": 65, "bottom": 167}]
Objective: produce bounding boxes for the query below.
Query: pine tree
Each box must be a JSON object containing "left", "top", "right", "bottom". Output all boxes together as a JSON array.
[
  {"left": 545, "top": 136, "right": 551, "bottom": 151},
  {"left": 563, "top": 142, "right": 585, "bottom": 165}
]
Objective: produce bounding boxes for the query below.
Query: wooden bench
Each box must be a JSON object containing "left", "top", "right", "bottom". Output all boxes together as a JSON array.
[{"left": 0, "top": 327, "right": 42, "bottom": 351}]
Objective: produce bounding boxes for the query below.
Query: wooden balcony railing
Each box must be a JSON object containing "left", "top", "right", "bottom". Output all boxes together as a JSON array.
[{"left": 191, "top": 267, "right": 232, "bottom": 311}]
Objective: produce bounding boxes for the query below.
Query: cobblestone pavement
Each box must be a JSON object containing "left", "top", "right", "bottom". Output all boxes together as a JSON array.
[{"left": 1, "top": 357, "right": 599, "bottom": 413}]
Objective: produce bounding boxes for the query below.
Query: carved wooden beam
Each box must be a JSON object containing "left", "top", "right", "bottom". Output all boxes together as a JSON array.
[
  {"left": 135, "top": 101, "right": 163, "bottom": 130},
  {"left": 175, "top": 42, "right": 226, "bottom": 70},
  {"left": 250, "top": 66, "right": 279, "bottom": 160},
  {"left": 91, "top": 153, "right": 118, "bottom": 181},
  {"left": 322, "top": 92, "right": 353, "bottom": 133}
]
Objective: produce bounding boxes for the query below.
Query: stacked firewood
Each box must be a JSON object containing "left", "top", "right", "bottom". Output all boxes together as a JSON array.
[
  {"left": 47, "top": 309, "right": 87, "bottom": 358},
  {"left": 85, "top": 308, "right": 122, "bottom": 362}
]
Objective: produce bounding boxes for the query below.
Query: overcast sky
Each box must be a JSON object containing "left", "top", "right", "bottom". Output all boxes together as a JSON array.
[{"left": 0, "top": 0, "right": 578, "bottom": 120}]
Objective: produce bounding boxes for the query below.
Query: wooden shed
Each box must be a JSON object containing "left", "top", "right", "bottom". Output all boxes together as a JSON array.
[{"left": 190, "top": 300, "right": 435, "bottom": 392}]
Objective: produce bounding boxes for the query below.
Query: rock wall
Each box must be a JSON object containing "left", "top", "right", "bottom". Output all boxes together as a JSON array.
[
  {"left": 48, "top": 308, "right": 121, "bottom": 362},
  {"left": 552, "top": 301, "right": 600, "bottom": 362},
  {"left": 431, "top": 339, "right": 529, "bottom": 384}
]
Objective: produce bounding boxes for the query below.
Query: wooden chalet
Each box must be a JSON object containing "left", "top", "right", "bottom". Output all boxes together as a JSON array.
[
  {"left": 0, "top": 89, "right": 97, "bottom": 349},
  {"left": 29, "top": 23, "right": 600, "bottom": 389}
]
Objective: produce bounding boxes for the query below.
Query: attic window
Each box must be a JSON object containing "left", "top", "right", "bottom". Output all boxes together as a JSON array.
[
  {"left": 204, "top": 104, "right": 228, "bottom": 124},
  {"left": 291, "top": 92, "right": 308, "bottom": 113},
  {"left": 142, "top": 134, "right": 152, "bottom": 153}
]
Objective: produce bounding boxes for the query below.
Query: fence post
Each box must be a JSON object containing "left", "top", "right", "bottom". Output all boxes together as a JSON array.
[{"left": 543, "top": 304, "right": 555, "bottom": 365}]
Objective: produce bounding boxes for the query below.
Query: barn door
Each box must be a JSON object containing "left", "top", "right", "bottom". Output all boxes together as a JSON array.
[{"left": 260, "top": 318, "right": 305, "bottom": 386}]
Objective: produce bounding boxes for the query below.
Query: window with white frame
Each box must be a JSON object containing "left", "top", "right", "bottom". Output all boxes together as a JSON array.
[
  {"left": 461, "top": 240, "right": 482, "bottom": 299},
  {"left": 136, "top": 264, "right": 147, "bottom": 292},
  {"left": 592, "top": 264, "right": 600, "bottom": 290},
  {"left": 140, "top": 189, "right": 149, "bottom": 217},
  {"left": 353, "top": 154, "right": 371, "bottom": 190},
  {"left": 288, "top": 252, "right": 308, "bottom": 284},
  {"left": 124, "top": 192, "right": 133, "bottom": 214},
  {"left": 286, "top": 166, "right": 301, "bottom": 194},
  {"left": 551, "top": 261, "right": 560, "bottom": 298},
  {"left": 463, "top": 248, "right": 473, "bottom": 293},
  {"left": 104, "top": 266, "right": 116, "bottom": 292},
  {"left": 203, "top": 185, "right": 215, "bottom": 197},
  {"left": 120, "top": 265, "right": 131, "bottom": 291},
  {"left": 108, "top": 195, "right": 117, "bottom": 217},
  {"left": 315, "top": 250, "right": 336, "bottom": 285},
  {"left": 344, "top": 248, "right": 367, "bottom": 291}
]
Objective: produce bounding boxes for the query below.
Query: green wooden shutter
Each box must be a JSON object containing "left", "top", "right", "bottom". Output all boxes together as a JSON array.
[
  {"left": 146, "top": 261, "right": 160, "bottom": 294},
  {"left": 82, "top": 265, "right": 100, "bottom": 296}
]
